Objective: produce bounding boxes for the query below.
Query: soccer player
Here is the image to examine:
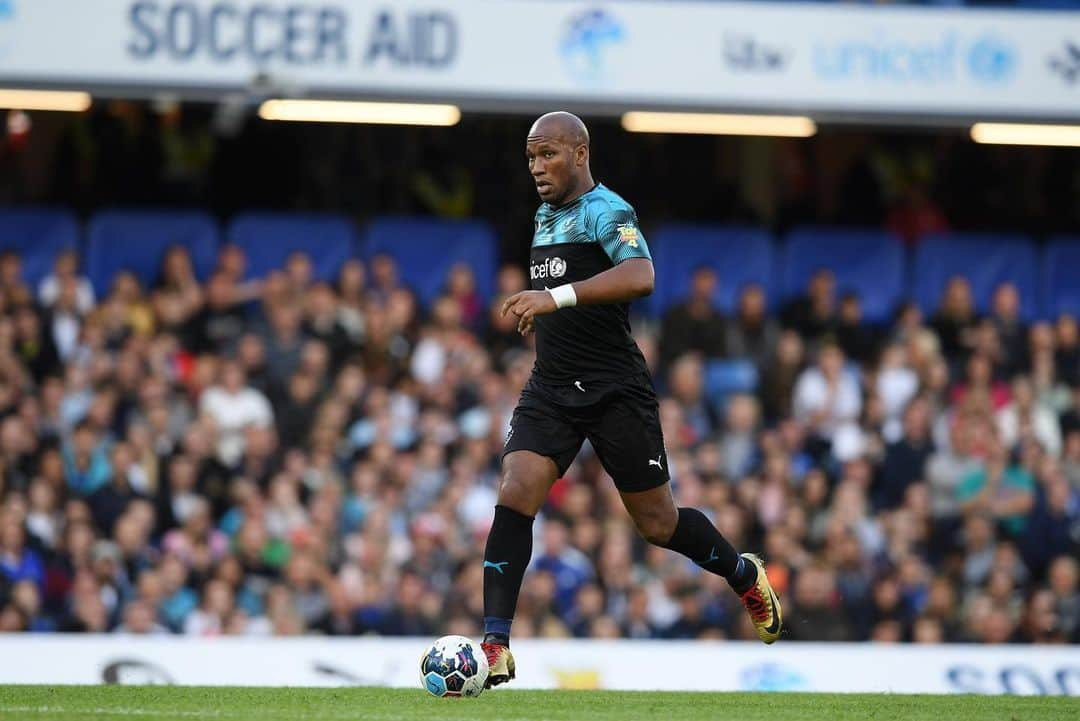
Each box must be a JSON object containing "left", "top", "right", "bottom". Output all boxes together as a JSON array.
[{"left": 481, "top": 112, "right": 782, "bottom": 686}]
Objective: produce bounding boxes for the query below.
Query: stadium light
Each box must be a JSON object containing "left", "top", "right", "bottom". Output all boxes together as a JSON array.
[
  {"left": 621, "top": 111, "right": 816, "bottom": 137},
  {"left": 0, "top": 89, "right": 92, "bottom": 112},
  {"left": 258, "top": 99, "right": 461, "bottom": 126},
  {"left": 970, "top": 122, "right": 1080, "bottom": 148}
]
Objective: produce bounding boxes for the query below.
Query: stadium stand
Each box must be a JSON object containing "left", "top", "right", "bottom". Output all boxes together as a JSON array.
[
  {"left": 85, "top": 211, "right": 219, "bottom": 296},
  {"left": 914, "top": 233, "right": 1040, "bottom": 322},
  {"left": 0, "top": 209, "right": 1077, "bottom": 644},
  {"left": 782, "top": 228, "right": 905, "bottom": 325},
  {"left": 1043, "top": 236, "right": 1080, "bottom": 319},
  {"left": 647, "top": 225, "right": 776, "bottom": 316},
  {"left": 0, "top": 208, "right": 80, "bottom": 289},
  {"left": 227, "top": 213, "right": 357, "bottom": 284},
  {"left": 364, "top": 217, "right": 498, "bottom": 308}
]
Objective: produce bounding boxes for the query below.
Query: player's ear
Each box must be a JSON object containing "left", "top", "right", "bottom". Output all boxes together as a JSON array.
[{"left": 575, "top": 144, "right": 588, "bottom": 167}]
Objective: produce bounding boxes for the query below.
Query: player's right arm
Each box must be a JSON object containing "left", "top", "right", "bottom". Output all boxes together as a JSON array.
[
  {"left": 503, "top": 200, "right": 655, "bottom": 335},
  {"left": 546, "top": 198, "right": 655, "bottom": 310},
  {"left": 563, "top": 256, "right": 654, "bottom": 306},
  {"left": 501, "top": 258, "right": 653, "bottom": 336}
]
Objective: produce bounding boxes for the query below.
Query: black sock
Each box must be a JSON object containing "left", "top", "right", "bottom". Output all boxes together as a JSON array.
[
  {"left": 482, "top": 504, "right": 534, "bottom": 643},
  {"left": 660, "top": 507, "right": 757, "bottom": 594}
]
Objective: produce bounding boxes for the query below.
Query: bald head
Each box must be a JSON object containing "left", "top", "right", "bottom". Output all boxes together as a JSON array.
[
  {"left": 526, "top": 112, "right": 594, "bottom": 206},
  {"left": 529, "top": 112, "right": 589, "bottom": 149}
]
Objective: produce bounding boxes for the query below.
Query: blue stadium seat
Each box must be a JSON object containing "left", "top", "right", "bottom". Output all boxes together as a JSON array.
[
  {"left": 228, "top": 213, "right": 357, "bottom": 283},
  {"left": 782, "top": 228, "right": 905, "bottom": 324},
  {"left": 704, "top": 358, "right": 758, "bottom": 417},
  {"left": 364, "top": 217, "right": 497, "bottom": 307},
  {"left": 85, "top": 210, "right": 219, "bottom": 296},
  {"left": 1043, "top": 236, "right": 1080, "bottom": 319},
  {"left": 647, "top": 224, "right": 775, "bottom": 316},
  {"left": 0, "top": 208, "right": 79, "bottom": 289},
  {"left": 914, "top": 233, "right": 1038, "bottom": 321}
]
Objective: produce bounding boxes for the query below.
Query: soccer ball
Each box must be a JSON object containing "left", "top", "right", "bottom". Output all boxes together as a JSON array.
[{"left": 419, "top": 635, "right": 489, "bottom": 698}]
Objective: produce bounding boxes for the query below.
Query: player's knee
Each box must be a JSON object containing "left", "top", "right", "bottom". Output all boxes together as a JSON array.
[
  {"left": 496, "top": 474, "right": 532, "bottom": 513},
  {"left": 496, "top": 458, "right": 549, "bottom": 516},
  {"left": 632, "top": 507, "right": 677, "bottom": 547}
]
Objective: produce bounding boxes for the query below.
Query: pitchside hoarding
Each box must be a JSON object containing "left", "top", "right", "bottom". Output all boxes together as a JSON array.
[
  {"left": 0, "top": 636, "right": 1077, "bottom": 695},
  {"left": 0, "top": 0, "right": 1078, "bottom": 119}
]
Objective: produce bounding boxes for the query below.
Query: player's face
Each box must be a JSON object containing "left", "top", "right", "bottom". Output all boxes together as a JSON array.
[{"left": 526, "top": 137, "right": 576, "bottom": 205}]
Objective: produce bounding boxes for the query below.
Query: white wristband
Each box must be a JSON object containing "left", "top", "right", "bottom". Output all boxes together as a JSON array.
[{"left": 548, "top": 284, "right": 577, "bottom": 309}]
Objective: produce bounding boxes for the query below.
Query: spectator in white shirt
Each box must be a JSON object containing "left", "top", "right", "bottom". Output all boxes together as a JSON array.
[
  {"left": 793, "top": 342, "right": 862, "bottom": 448},
  {"left": 183, "top": 579, "right": 234, "bottom": 636},
  {"left": 877, "top": 343, "right": 920, "bottom": 443},
  {"left": 997, "top": 375, "right": 1062, "bottom": 456},
  {"left": 48, "top": 277, "right": 83, "bottom": 362},
  {"left": 114, "top": 599, "right": 169, "bottom": 635},
  {"left": 199, "top": 361, "right": 273, "bottom": 467},
  {"left": 38, "top": 249, "right": 95, "bottom": 314}
]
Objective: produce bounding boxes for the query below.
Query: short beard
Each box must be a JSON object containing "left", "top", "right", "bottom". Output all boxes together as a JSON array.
[{"left": 550, "top": 177, "right": 581, "bottom": 207}]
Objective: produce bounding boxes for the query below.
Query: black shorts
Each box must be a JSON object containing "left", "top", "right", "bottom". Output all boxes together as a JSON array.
[{"left": 502, "top": 373, "right": 670, "bottom": 493}]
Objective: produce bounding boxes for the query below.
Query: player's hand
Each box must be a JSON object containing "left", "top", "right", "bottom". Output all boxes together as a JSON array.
[{"left": 501, "top": 290, "right": 557, "bottom": 335}]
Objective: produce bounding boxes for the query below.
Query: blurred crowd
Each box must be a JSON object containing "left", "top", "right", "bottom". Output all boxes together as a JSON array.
[{"left": 0, "top": 242, "right": 1078, "bottom": 645}]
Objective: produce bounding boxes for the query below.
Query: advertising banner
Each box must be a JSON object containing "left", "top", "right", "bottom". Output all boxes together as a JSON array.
[
  {"left": 0, "top": 1, "right": 1078, "bottom": 118},
  {"left": 0, "top": 635, "right": 1077, "bottom": 695}
]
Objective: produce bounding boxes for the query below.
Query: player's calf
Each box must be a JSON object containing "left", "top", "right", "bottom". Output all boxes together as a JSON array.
[{"left": 647, "top": 505, "right": 783, "bottom": 641}]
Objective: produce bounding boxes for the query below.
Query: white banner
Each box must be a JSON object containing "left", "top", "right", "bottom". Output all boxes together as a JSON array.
[
  {"left": 0, "top": 635, "right": 1078, "bottom": 695},
  {"left": 0, "top": 1, "right": 1078, "bottom": 118}
]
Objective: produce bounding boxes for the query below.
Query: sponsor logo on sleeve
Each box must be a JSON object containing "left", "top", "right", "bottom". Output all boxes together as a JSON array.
[{"left": 616, "top": 224, "right": 640, "bottom": 248}]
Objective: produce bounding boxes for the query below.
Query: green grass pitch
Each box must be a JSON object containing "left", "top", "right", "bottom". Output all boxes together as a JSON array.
[{"left": 0, "top": 686, "right": 1075, "bottom": 721}]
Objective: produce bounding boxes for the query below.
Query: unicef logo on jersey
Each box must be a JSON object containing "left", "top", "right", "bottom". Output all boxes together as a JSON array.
[
  {"left": 530, "top": 257, "right": 567, "bottom": 281},
  {"left": 559, "top": 8, "right": 626, "bottom": 87}
]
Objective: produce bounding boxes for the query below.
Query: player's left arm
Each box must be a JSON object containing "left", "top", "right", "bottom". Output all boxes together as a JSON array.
[{"left": 503, "top": 206, "right": 653, "bottom": 335}]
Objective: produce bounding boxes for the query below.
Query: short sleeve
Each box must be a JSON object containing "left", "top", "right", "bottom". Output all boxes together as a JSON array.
[
  {"left": 591, "top": 206, "right": 651, "bottom": 264},
  {"left": 956, "top": 470, "right": 982, "bottom": 501},
  {"left": 1007, "top": 468, "right": 1035, "bottom": 492}
]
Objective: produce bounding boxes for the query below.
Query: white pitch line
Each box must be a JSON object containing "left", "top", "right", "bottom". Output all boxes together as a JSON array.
[
  {"left": 0, "top": 706, "right": 543, "bottom": 721},
  {"left": 0, "top": 708, "right": 221, "bottom": 718}
]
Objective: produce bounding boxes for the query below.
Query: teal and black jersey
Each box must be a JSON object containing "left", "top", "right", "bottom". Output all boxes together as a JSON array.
[{"left": 529, "top": 183, "right": 652, "bottom": 390}]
